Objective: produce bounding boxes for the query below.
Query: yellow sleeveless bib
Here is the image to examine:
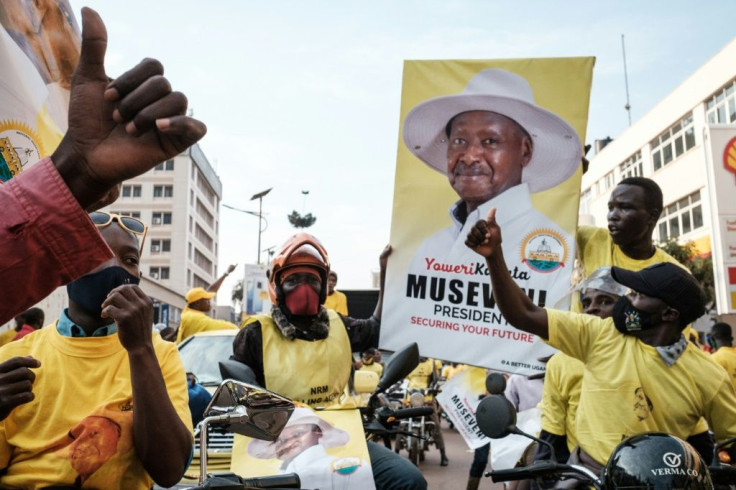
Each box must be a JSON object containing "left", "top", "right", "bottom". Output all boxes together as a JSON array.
[{"left": 252, "top": 310, "right": 352, "bottom": 409}]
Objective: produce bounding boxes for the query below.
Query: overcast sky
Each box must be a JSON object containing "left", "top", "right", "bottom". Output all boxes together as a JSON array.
[{"left": 71, "top": 1, "right": 736, "bottom": 305}]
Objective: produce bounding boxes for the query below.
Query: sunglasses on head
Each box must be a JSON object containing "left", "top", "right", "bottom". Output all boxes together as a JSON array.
[{"left": 89, "top": 211, "right": 148, "bottom": 253}]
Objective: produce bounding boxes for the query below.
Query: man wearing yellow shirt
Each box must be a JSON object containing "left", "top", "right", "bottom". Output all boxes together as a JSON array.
[
  {"left": 231, "top": 234, "right": 426, "bottom": 489},
  {"left": 323, "top": 270, "right": 349, "bottom": 315},
  {"left": 577, "top": 177, "right": 682, "bottom": 278},
  {"left": 357, "top": 347, "right": 383, "bottom": 377},
  {"left": 466, "top": 208, "right": 736, "bottom": 471},
  {"left": 711, "top": 322, "right": 736, "bottom": 389},
  {"left": 176, "top": 266, "right": 239, "bottom": 344},
  {"left": 406, "top": 357, "right": 448, "bottom": 466},
  {"left": 0, "top": 213, "right": 192, "bottom": 488},
  {"left": 536, "top": 267, "right": 625, "bottom": 469}
]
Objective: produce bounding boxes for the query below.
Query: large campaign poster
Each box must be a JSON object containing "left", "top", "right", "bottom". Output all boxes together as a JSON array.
[
  {"left": 231, "top": 406, "right": 375, "bottom": 490},
  {"left": 382, "top": 58, "right": 594, "bottom": 374},
  {"left": 0, "top": 0, "right": 78, "bottom": 182}
]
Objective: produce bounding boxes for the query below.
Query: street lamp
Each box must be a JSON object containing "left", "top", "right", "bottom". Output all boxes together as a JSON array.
[
  {"left": 222, "top": 186, "right": 272, "bottom": 264},
  {"left": 251, "top": 188, "right": 272, "bottom": 264}
]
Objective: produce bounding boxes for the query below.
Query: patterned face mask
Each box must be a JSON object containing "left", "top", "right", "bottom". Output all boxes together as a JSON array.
[{"left": 612, "top": 295, "right": 655, "bottom": 334}]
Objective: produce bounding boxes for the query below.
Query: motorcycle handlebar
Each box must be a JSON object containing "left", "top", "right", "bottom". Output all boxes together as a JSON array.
[
  {"left": 489, "top": 462, "right": 559, "bottom": 482},
  {"left": 189, "top": 472, "right": 301, "bottom": 489},
  {"left": 388, "top": 407, "right": 435, "bottom": 420},
  {"left": 240, "top": 473, "right": 301, "bottom": 488},
  {"left": 489, "top": 461, "right": 599, "bottom": 487}
]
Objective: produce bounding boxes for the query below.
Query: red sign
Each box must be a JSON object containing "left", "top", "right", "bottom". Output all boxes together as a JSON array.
[{"left": 724, "top": 136, "right": 736, "bottom": 182}]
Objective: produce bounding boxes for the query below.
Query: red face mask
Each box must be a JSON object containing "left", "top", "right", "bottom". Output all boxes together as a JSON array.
[{"left": 284, "top": 283, "right": 320, "bottom": 316}]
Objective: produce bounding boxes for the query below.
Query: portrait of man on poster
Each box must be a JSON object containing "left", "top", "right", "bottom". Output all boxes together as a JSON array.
[{"left": 403, "top": 68, "right": 581, "bottom": 271}]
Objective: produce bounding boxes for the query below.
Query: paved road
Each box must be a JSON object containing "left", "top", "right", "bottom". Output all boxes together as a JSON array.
[{"left": 398, "top": 420, "right": 504, "bottom": 490}]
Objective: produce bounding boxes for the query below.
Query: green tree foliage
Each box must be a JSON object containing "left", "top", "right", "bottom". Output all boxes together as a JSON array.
[
  {"left": 659, "top": 238, "right": 715, "bottom": 307},
  {"left": 288, "top": 211, "right": 317, "bottom": 228},
  {"left": 231, "top": 281, "right": 243, "bottom": 305}
]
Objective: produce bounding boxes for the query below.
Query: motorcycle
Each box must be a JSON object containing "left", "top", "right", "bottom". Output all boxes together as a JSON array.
[
  {"left": 192, "top": 344, "right": 431, "bottom": 489},
  {"left": 391, "top": 388, "right": 436, "bottom": 465},
  {"left": 475, "top": 374, "right": 736, "bottom": 489},
  {"left": 190, "top": 371, "right": 302, "bottom": 489}
]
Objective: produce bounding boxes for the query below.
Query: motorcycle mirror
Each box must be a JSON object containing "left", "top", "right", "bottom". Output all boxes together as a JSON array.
[
  {"left": 476, "top": 394, "right": 517, "bottom": 439},
  {"left": 219, "top": 359, "right": 259, "bottom": 386},
  {"left": 204, "top": 379, "right": 295, "bottom": 441},
  {"left": 376, "top": 343, "right": 419, "bottom": 393},
  {"left": 486, "top": 372, "right": 507, "bottom": 395}
]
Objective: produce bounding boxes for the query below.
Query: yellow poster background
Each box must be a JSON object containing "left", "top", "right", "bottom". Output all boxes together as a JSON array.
[
  {"left": 383, "top": 57, "right": 595, "bottom": 373},
  {"left": 231, "top": 408, "right": 372, "bottom": 481}
]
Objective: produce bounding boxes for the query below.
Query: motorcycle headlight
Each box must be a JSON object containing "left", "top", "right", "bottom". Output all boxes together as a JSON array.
[{"left": 409, "top": 392, "right": 425, "bottom": 407}]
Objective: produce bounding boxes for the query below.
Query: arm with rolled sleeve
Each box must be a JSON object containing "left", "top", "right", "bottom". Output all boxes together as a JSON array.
[{"left": 0, "top": 158, "right": 112, "bottom": 324}]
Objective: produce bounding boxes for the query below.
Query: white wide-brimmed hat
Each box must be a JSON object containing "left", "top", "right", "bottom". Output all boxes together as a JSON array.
[
  {"left": 247, "top": 407, "right": 349, "bottom": 459},
  {"left": 402, "top": 68, "right": 582, "bottom": 193}
]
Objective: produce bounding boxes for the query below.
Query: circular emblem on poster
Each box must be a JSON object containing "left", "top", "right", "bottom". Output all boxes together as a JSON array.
[
  {"left": 331, "top": 456, "right": 362, "bottom": 475},
  {"left": 0, "top": 121, "right": 43, "bottom": 182},
  {"left": 521, "top": 229, "right": 568, "bottom": 273}
]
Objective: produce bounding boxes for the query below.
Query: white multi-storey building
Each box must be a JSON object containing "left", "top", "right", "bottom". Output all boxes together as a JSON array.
[
  {"left": 581, "top": 39, "right": 736, "bottom": 322},
  {"left": 106, "top": 143, "right": 223, "bottom": 326}
]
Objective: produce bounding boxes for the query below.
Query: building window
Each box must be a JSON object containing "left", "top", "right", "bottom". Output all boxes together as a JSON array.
[
  {"left": 194, "top": 248, "right": 213, "bottom": 275},
  {"left": 657, "top": 190, "right": 703, "bottom": 241},
  {"left": 149, "top": 267, "right": 170, "bottom": 280},
  {"left": 706, "top": 79, "right": 736, "bottom": 125},
  {"left": 619, "top": 151, "right": 643, "bottom": 179},
  {"left": 603, "top": 171, "right": 615, "bottom": 191},
  {"left": 112, "top": 210, "right": 141, "bottom": 219},
  {"left": 152, "top": 212, "right": 172, "bottom": 226},
  {"left": 580, "top": 188, "right": 592, "bottom": 215},
  {"left": 153, "top": 185, "right": 174, "bottom": 198},
  {"left": 196, "top": 198, "right": 214, "bottom": 228},
  {"left": 195, "top": 224, "right": 214, "bottom": 251},
  {"left": 154, "top": 159, "right": 175, "bottom": 171},
  {"left": 150, "top": 239, "right": 171, "bottom": 253},
  {"left": 197, "top": 178, "right": 217, "bottom": 206},
  {"left": 121, "top": 185, "right": 141, "bottom": 198},
  {"left": 650, "top": 113, "right": 696, "bottom": 172},
  {"left": 192, "top": 273, "right": 208, "bottom": 289}
]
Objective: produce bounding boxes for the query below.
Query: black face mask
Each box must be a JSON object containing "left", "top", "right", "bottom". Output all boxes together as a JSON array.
[
  {"left": 612, "top": 295, "right": 655, "bottom": 334},
  {"left": 67, "top": 266, "right": 140, "bottom": 317}
]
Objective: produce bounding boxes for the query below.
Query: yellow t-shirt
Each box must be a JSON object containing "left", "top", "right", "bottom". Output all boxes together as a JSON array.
[
  {"left": 176, "top": 308, "right": 237, "bottom": 344},
  {"left": 546, "top": 309, "right": 736, "bottom": 465},
  {"left": 0, "top": 329, "right": 16, "bottom": 348},
  {"left": 323, "top": 290, "right": 349, "bottom": 316},
  {"left": 0, "top": 324, "right": 192, "bottom": 489},
  {"left": 540, "top": 352, "right": 583, "bottom": 452},
  {"left": 576, "top": 226, "right": 684, "bottom": 278},
  {"left": 442, "top": 363, "right": 469, "bottom": 380},
  {"left": 575, "top": 226, "right": 708, "bottom": 435},
  {"left": 358, "top": 361, "right": 383, "bottom": 377},
  {"left": 407, "top": 359, "right": 442, "bottom": 390},
  {"left": 252, "top": 310, "right": 352, "bottom": 409},
  {"left": 711, "top": 346, "right": 736, "bottom": 390}
]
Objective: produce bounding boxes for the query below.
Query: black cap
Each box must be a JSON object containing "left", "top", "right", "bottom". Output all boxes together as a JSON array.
[{"left": 611, "top": 263, "right": 705, "bottom": 327}]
